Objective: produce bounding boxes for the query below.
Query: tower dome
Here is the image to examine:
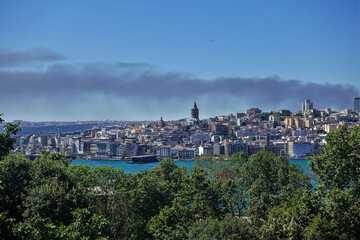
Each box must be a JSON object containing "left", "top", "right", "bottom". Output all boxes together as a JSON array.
[
  {"left": 158, "top": 117, "right": 165, "bottom": 127},
  {"left": 191, "top": 101, "right": 199, "bottom": 120}
]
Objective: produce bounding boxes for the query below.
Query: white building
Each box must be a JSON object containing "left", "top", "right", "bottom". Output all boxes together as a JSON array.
[{"left": 198, "top": 145, "right": 213, "bottom": 155}]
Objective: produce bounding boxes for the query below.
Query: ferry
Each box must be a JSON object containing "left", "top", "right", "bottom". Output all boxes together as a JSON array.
[
  {"left": 85, "top": 155, "right": 123, "bottom": 161},
  {"left": 126, "top": 155, "right": 159, "bottom": 164}
]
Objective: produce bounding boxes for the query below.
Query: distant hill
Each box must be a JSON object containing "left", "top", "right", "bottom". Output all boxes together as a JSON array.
[{"left": 14, "top": 123, "right": 102, "bottom": 135}]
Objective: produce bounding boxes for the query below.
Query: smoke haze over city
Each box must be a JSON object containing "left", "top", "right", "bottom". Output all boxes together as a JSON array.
[{"left": 0, "top": 0, "right": 359, "bottom": 121}]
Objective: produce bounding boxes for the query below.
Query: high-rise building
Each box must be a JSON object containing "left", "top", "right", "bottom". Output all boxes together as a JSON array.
[
  {"left": 191, "top": 101, "right": 199, "bottom": 120},
  {"left": 354, "top": 97, "right": 360, "bottom": 111},
  {"left": 302, "top": 98, "right": 313, "bottom": 112}
]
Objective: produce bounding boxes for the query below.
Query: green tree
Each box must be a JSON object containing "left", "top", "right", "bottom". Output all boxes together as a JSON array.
[
  {"left": 310, "top": 125, "right": 360, "bottom": 195},
  {"left": 302, "top": 126, "right": 360, "bottom": 239},
  {"left": 258, "top": 113, "right": 270, "bottom": 121},
  {"left": 58, "top": 208, "right": 110, "bottom": 240},
  {"left": 14, "top": 215, "right": 58, "bottom": 240},
  {"left": 178, "top": 167, "right": 225, "bottom": 219},
  {"left": 188, "top": 215, "right": 255, "bottom": 240},
  {"left": 240, "top": 151, "right": 310, "bottom": 224},
  {"left": 312, "top": 111, "right": 321, "bottom": 118},
  {"left": 0, "top": 213, "right": 16, "bottom": 239},
  {"left": 84, "top": 159, "right": 186, "bottom": 239},
  {"left": 195, "top": 152, "right": 249, "bottom": 216},
  {"left": 195, "top": 151, "right": 248, "bottom": 179},
  {"left": 0, "top": 154, "right": 32, "bottom": 221},
  {"left": 304, "top": 188, "right": 360, "bottom": 240},
  {"left": 148, "top": 199, "right": 195, "bottom": 240},
  {"left": 195, "top": 154, "right": 229, "bottom": 179},
  {"left": 257, "top": 214, "right": 302, "bottom": 240},
  {"left": 68, "top": 164, "right": 94, "bottom": 190},
  {"left": 0, "top": 114, "right": 20, "bottom": 160},
  {"left": 22, "top": 153, "right": 87, "bottom": 225},
  {"left": 149, "top": 167, "right": 227, "bottom": 239}
]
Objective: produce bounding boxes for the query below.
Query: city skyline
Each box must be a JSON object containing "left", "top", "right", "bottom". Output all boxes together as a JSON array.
[{"left": 0, "top": 0, "right": 359, "bottom": 121}]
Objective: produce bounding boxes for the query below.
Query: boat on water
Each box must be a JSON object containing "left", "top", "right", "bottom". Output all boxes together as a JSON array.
[
  {"left": 85, "top": 155, "right": 123, "bottom": 161},
  {"left": 126, "top": 155, "right": 159, "bottom": 164}
]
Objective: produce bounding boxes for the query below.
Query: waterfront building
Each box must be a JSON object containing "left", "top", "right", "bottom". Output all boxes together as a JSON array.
[
  {"left": 265, "top": 144, "right": 286, "bottom": 156},
  {"left": 96, "top": 142, "right": 107, "bottom": 155},
  {"left": 156, "top": 145, "right": 171, "bottom": 158},
  {"left": 82, "top": 141, "right": 91, "bottom": 154},
  {"left": 213, "top": 143, "right": 225, "bottom": 155},
  {"left": 107, "top": 142, "right": 120, "bottom": 157},
  {"left": 198, "top": 145, "right": 213, "bottom": 155},
  {"left": 132, "top": 144, "right": 147, "bottom": 156},
  {"left": 247, "top": 145, "right": 264, "bottom": 155},
  {"left": 90, "top": 143, "right": 97, "bottom": 155},
  {"left": 116, "top": 145, "right": 124, "bottom": 157},
  {"left": 288, "top": 141, "right": 313, "bottom": 158},
  {"left": 171, "top": 145, "right": 195, "bottom": 160},
  {"left": 73, "top": 138, "right": 82, "bottom": 154},
  {"left": 224, "top": 140, "right": 247, "bottom": 157},
  {"left": 38, "top": 135, "right": 48, "bottom": 147}
]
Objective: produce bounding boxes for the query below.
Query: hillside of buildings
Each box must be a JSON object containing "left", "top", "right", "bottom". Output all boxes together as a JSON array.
[{"left": 9, "top": 99, "right": 360, "bottom": 161}]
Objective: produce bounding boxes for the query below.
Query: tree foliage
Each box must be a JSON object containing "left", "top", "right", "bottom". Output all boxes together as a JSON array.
[
  {"left": 258, "top": 113, "right": 270, "bottom": 120},
  {"left": 0, "top": 114, "right": 20, "bottom": 160},
  {"left": 188, "top": 215, "right": 255, "bottom": 240},
  {"left": 0, "top": 154, "right": 32, "bottom": 221},
  {"left": 241, "top": 151, "right": 310, "bottom": 223},
  {"left": 311, "top": 125, "right": 360, "bottom": 194},
  {"left": 1, "top": 117, "right": 360, "bottom": 239}
]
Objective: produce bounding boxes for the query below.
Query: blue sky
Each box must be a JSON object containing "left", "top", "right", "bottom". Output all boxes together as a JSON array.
[{"left": 0, "top": 0, "right": 359, "bottom": 121}]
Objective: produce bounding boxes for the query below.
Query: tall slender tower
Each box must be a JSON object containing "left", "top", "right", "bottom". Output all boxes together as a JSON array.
[{"left": 191, "top": 101, "right": 199, "bottom": 120}]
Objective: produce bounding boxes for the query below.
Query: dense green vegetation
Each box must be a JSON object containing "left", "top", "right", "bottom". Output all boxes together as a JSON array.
[
  {"left": 258, "top": 112, "right": 290, "bottom": 121},
  {"left": 1, "top": 115, "right": 360, "bottom": 239},
  {"left": 0, "top": 114, "right": 21, "bottom": 160},
  {"left": 258, "top": 113, "right": 270, "bottom": 121}
]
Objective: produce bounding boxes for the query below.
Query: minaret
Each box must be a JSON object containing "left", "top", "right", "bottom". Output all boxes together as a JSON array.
[{"left": 191, "top": 101, "right": 199, "bottom": 120}]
